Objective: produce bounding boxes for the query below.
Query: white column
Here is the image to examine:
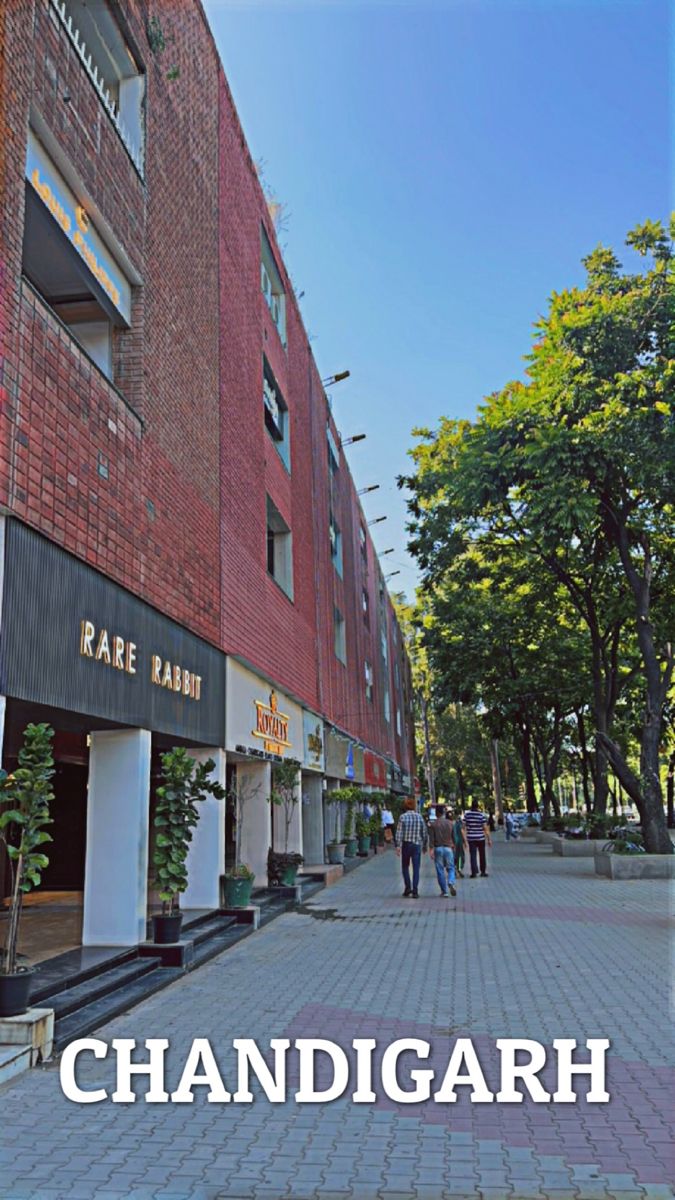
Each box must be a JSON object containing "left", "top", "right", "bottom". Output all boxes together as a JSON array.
[
  {"left": 183, "top": 748, "right": 226, "bottom": 909},
  {"left": 301, "top": 773, "right": 324, "bottom": 865},
  {"left": 83, "top": 729, "right": 151, "bottom": 946},
  {"left": 237, "top": 760, "right": 271, "bottom": 887}
]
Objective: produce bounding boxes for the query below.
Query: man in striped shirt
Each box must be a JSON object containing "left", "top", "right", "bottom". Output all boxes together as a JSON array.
[
  {"left": 463, "top": 800, "right": 492, "bottom": 878},
  {"left": 395, "top": 797, "right": 429, "bottom": 898}
]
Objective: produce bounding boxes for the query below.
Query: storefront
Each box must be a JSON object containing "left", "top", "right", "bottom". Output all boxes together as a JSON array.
[
  {"left": 0, "top": 518, "right": 227, "bottom": 947},
  {"left": 301, "top": 710, "right": 325, "bottom": 865},
  {"left": 225, "top": 659, "right": 304, "bottom": 882}
]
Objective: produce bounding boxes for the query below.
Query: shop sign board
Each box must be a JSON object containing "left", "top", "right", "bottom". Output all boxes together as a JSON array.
[
  {"left": 26, "top": 130, "right": 131, "bottom": 324},
  {"left": 364, "top": 749, "right": 388, "bottom": 790},
  {"left": 303, "top": 711, "right": 324, "bottom": 772},
  {"left": 226, "top": 659, "right": 302, "bottom": 762},
  {"left": 324, "top": 726, "right": 364, "bottom": 784},
  {"left": 0, "top": 520, "right": 225, "bottom": 744}
]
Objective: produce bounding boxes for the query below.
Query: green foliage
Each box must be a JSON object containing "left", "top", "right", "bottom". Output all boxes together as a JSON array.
[
  {"left": 403, "top": 219, "right": 675, "bottom": 851},
  {"left": 0, "top": 723, "right": 55, "bottom": 975},
  {"left": 327, "top": 786, "right": 361, "bottom": 843},
  {"left": 355, "top": 812, "right": 370, "bottom": 839},
  {"left": 269, "top": 758, "right": 301, "bottom": 853},
  {"left": 153, "top": 749, "right": 225, "bottom": 913}
]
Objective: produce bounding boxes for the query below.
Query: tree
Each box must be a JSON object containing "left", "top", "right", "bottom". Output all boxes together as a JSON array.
[{"left": 403, "top": 219, "right": 674, "bottom": 852}]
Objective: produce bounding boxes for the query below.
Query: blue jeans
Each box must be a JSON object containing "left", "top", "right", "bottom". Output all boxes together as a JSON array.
[
  {"left": 433, "top": 846, "right": 456, "bottom": 894},
  {"left": 401, "top": 842, "right": 421, "bottom": 893}
]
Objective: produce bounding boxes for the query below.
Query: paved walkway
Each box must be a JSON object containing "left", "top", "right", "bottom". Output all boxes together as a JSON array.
[{"left": 1, "top": 838, "right": 673, "bottom": 1200}]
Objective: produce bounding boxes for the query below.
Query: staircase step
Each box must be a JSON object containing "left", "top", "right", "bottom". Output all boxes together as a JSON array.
[
  {"left": 54, "top": 966, "right": 185, "bottom": 1051},
  {"left": 43, "top": 958, "right": 161, "bottom": 1019},
  {"left": 190, "top": 924, "right": 253, "bottom": 969},
  {"left": 31, "top": 947, "right": 137, "bottom": 1005},
  {"left": 189, "top": 916, "right": 238, "bottom": 945},
  {"left": 0, "top": 1044, "right": 32, "bottom": 1088}
]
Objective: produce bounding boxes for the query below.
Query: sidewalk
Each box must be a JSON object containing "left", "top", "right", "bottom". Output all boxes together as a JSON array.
[{"left": 1, "top": 839, "right": 673, "bottom": 1200}]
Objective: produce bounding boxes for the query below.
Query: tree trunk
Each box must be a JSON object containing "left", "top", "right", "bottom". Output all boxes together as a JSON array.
[
  {"left": 597, "top": 731, "right": 672, "bottom": 854},
  {"left": 517, "top": 721, "right": 538, "bottom": 813},
  {"left": 421, "top": 696, "right": 437, "bottom": 807},
  {"left": 667, "top": 751, "right": 674, "bottom": 830}
]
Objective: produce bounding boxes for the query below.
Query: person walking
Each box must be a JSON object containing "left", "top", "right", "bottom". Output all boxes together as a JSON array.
[
  {"left": 452, "top": 809, "right": 465, "bottom": 877},
  {"left": 504, "top": 808, "right": 515, "bottom": 842},
  {"left": 463, "top": 799, "right": 492, "bottom": 878},
  {"left": 428, "top": 805, "right": 457, "bottom": 898},
  {"left": 395, "top": 797, "right": 428, "bottom": 898},
  {"left": 381, "top": 803, "right": 395, "bottom": 844}
]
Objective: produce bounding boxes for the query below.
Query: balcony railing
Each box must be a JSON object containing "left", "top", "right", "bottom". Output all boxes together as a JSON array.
[{"left": 50, "top": 0, "right": 144, "bottom": 176}]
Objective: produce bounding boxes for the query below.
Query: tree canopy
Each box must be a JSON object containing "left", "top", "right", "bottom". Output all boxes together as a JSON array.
[{"left": 402, "top": 219, "right": 674, "bottom": 852}]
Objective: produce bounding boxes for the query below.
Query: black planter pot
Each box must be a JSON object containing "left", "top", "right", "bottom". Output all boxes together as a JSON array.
[
  {"left": 0, "top": 969, "right": 34, "bottom": 1018},
  {"left": 152, "top": 913, "right": 183, "bottom": 944}
]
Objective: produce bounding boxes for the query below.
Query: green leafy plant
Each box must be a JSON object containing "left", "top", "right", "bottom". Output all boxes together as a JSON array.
[
  {"left": 153, "top": 749, "right": 226, "bottom": 915},
  {"left": 228, "top": 863, "right": 254, "bottom": 881},
  {"left": 0, "top": 724, "right": 55, "bottom": 976},
  {"left": 269, "top": 758, "right": 301, "bottom": 853},
  {"left": 355, "top": 812, "right": 370, "bottom": 839},
  {"left": 327, "top": 787, "right": 361, "bottom": 843}
]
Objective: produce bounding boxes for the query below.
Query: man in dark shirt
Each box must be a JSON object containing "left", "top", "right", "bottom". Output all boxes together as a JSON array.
[
  {"left": 463, "top": 799, "right": 492, "bottom": 878},
  {"left": 428, "top": 805, "right": 457, "bottom": 897}
]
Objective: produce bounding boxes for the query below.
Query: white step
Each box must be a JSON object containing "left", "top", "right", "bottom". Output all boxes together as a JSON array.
[{"left": 0, "top": 1044, "right": 32, "bottom": 1088}]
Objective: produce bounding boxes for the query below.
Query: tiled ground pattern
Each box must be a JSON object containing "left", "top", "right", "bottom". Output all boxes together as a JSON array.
[{"left": 0, "top": 838, "right": 673, "bottom": 1199}]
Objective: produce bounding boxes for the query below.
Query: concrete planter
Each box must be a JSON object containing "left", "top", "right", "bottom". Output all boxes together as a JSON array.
[
  {"left": 552, "top": 837, "right": 605, "bottom": 857},
  {"left": 535, "top": 830, "right": 560, "bottom": 845},
  {"left": 519, "top": 826, "right": 539, "bottom": 838},
  {"left": 594, "top": 852, "right": 675, "bottom": 880}
]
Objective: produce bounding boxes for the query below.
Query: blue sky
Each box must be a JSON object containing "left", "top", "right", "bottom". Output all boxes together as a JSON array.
[{"left": 204, "top": 0, "right": 670, "bottom": 600}]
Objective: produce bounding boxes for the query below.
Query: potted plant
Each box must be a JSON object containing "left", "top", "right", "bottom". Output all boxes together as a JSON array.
[
  {"left": 221, "top": 773, "right": 260, "bottom": 907},
  {"left": 326, "top": 787, "right": 355, "bottom": 865},
  {"left": 355, "top": 811, "right": 371, "bottom": 856},
  {"left": 369, "top": 809, "right": 381, "bottom": 852},
  {"left": 343, "top": 790, "right": 359, "bottom": 858},
  {"left": 0, "top": 723, "right": 55, "bottom": 1017},
  {"left": 152, "top": 748, "right": 225, "bottom": 943},
  {"left": 268, "top": 759, "right": 304, "bottom": 886}
]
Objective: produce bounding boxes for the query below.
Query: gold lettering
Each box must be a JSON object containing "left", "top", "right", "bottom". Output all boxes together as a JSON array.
[
  {"left": 162, "top": 661, "right": 173, "bottom": 689},
  {"left": 173, "top": 665, "right": 182, "bottom": 693},
  {"left": 80, "top": 619, "right": 95, "bottom": 657},
  {"left": 183, "top": 671, "right": 191, "bottom": 696},
  {"left": 95, "top": 628, "right": 111, "bottom": 665},
  {"left": 151, "top": 654, "right": 162, "bottom": 685},
  {"left": 126, "top": 643, "right": 137, "bottom": 675},
  {"left": 113, "top": 636, "right": 125, "bottom": 671},
  {"left": 194, "top": 676, "right": 202, "bottom": 701}
]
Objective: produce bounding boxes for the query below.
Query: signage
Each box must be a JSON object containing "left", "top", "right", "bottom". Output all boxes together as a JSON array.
[
  {"left": 324, "top": 726, "right": 364, "bottom": 784},
  {"left": 364, "top": 750, "right": 388, "bottom": 789},
  {"left": 253, "top": 691, "right": 291, "bottom": 755},
  {"left": 26, "top": 130, "right": 131, "bottom": 324},
  {"left": 303, "top": 711, "right": 324, "bottom": 772},
  {"left": 0, "top": 520, "right": 225, "bottom": 744},
  {"left": 226, "top": 660, "right": 302, "bottom": 762}
]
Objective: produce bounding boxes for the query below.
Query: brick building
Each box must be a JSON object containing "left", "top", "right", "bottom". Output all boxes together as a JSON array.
[{"left": 0, "top": 0, "right": 414, "bottom": 950}]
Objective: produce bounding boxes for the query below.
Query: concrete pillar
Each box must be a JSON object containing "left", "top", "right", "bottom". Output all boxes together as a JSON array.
[
  {"left": 183, "top": 748, "right": 226, "bottom": 910},
  {"left": 83, "top": 729, "right": 151, "bottom": 946},
  {"left": 273, "top": 766, "right": 303, "bottom": 856},
  {"left": 301, "top": 773, "right": 324, "bottom": 865},
  {"left": 237, "top": 760, "right": 271, "bottom": 886}
]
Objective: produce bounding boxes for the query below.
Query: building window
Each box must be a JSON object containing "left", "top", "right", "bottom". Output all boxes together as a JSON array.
[
  {"left": 263, "top": 357, "right": 290, "bottom": 470},
  {"left": 334, "top": 608, "right": 346, "bottom": 664},
  {"left": 266, "top": 495, "right": 293, "bottom": 600},
  {"left": 327, "top": 426, "right": 340, "bottom": 476},
  {"left": 329, "top": 511, "right": 343, "bottom": 577},
  {"left": 359, "top": 524, "right": 368, "bottom": 564},
  {"left": 23, "top": 132, "right": 131, "bottom": 380},
  {"left": 380, "top": 626, "right": 389, "bottom": 664},
  {"left": 52, "top": 0, "right": 145, "bottom": 172},
  {"left": 384, "top": 687, "right": 391, "bottom": 724},
  {"left": 365, "top": 660, "right": 373, "bottom": 702},
  {"left": 396, "top": 708, "right": 402, "bottom": 736},
  {"left": 261, "top": 227, "right": 286, "bottom": 347},
  {"left": 362, "top": 588, "right": 370, "bottom": 625}
]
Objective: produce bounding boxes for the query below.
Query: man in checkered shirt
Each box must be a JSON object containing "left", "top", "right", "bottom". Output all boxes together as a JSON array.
[{"left": 395, "top": 797, "right": 429, "bottom": 898}]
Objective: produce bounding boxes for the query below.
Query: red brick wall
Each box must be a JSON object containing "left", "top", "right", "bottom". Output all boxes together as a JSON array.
[{"left": 0, "top": 0, "right": 221, "bottom": 642}]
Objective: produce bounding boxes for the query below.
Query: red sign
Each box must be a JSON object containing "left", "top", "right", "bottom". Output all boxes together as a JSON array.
[{"left": 364, "top": 750, "right": 387, "bottom": 789}]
